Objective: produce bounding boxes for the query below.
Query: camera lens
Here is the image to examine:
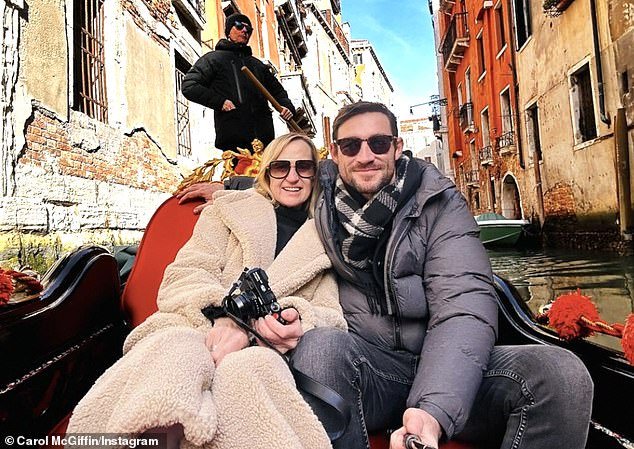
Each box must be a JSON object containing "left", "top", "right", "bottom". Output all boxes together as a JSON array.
[{"left": 224, "top": 292, "right": 256, "bottom": 321}]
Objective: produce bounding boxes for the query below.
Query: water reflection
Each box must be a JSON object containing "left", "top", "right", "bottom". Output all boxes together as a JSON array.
[{"left": 487, "top": 248, "right": 634, "bottom": 353}]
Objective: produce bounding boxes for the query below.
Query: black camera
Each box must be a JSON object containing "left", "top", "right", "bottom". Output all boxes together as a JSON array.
[{"left": 222, "top": 267, "right": 283, "bottom": 322}]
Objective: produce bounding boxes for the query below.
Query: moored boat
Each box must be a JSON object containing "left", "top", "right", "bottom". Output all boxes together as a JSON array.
[{"left": 475, "top": 212, "right": 530, "bottom": 246}]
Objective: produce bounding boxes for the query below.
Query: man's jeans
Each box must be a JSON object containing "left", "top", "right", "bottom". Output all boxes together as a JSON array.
[{"left": 291, "top": 328, "right": 593, "bottom": 449}]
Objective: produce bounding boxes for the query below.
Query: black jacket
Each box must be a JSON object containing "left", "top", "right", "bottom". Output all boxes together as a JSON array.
[{"left": 182, "top": 39, "right": 295, "bottom": 151}]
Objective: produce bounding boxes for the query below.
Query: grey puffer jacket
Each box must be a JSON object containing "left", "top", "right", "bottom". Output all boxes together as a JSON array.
[{"left": 314, "top": 158, "right": 499, "bottom": 438}]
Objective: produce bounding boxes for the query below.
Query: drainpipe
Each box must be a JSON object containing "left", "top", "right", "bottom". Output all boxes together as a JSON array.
[
  {"left": 615, "top": 108, "right": 631, "bottom": 234},
  {"left": 590, "top": 0, "right": 611, "bottom": 126}
]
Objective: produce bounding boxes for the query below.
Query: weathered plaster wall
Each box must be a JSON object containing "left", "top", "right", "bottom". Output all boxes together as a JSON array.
[
  {"left": 0, "top": 0, "right": 192, "bottom": 270},
  {"left": 20, "top": 0, "right": 68, "bottom": 116},
  {"left": 516, "top": 0, "right": 618, "bottom": 235},
  {"left": 125, "top": 19, "right": 177, "bottom": 156},
  {"left": 609, "top": 0, "right": 634, "bottom": 204},
  {"left": 2, "top": 2, "right": 24, "bottom": 197}
]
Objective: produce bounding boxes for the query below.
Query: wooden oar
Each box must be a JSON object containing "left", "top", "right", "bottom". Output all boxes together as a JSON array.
[{"left": 240, "top": 66, "right": 304, "bottom": 134}]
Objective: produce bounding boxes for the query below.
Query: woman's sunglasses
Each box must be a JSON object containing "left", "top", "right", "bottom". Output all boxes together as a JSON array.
[
  {"left": 234, "top": 21, "right": 253, "bottom": 33},
  {"left": 334, "top": 134, "right": 396, "bottom": 157},
  {"left": 267, "top": 160, "right": 316, "bottom": 179}
]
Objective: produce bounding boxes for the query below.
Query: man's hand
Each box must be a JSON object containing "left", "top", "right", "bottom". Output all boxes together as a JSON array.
[
  {"left": 205, "top": 318, "right": 249, "bottom": 365},
  {"left": 389, "top": 408, "right": 442, "bottom": 449},
  {"left": 222, "top": 99, "right": 236, "bottom": 111},
  {"left": 279, "top": 107, "right": 293, "bottom": 121},
  {"left": 176, "top": 182, "right": 223, "bottom": 214},
  {"left": 253, "top": 308, "right": 303, "bottom": 353}
]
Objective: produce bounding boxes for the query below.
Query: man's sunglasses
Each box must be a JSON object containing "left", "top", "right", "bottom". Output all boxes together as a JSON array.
[
  {"left": 267, "top": 159, "right": 316, "bottom": 179},
  {"left": 334, "top": 134, "right": 397, "bottom": 157},
  {"left": 234, "top": 21, "right": 253, "bottom": 33}
]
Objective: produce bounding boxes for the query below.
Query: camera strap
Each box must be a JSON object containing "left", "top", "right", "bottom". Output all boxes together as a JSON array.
[{"left": 221, "top": 309, "right": 351, "bottom": 442}]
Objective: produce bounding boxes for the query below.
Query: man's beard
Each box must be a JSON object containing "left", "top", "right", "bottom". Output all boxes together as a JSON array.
[{"left": 346, "top": 165, "right": 395, "bottom": 198}]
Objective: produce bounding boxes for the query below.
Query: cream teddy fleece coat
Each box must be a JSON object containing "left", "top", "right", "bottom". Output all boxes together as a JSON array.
[{"left": 67, "top": 189, "right": 347, "bottom": 449}]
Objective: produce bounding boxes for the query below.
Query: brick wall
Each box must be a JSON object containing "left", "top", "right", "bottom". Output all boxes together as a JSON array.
[
  {"left": 0, "top": 105, "right": 182, "bottom": 270},
  {"left": 543, "top": 182, "right": 576, "bottom": 221},
  {"left": 21, "top": 108, "right": 178, "bottom": 192}
]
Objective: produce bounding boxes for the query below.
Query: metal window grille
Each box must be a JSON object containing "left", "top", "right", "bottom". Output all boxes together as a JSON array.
[
  {"left": 75, "top": 0, "right": 108, "bottom": 122},
  {"left": 175, "top": 65, "right": 192, "bottom": 157}
]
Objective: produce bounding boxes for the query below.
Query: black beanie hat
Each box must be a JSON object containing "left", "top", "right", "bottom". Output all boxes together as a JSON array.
[{"left": 225, "top": 13, "right": 252, "bottom": 37}]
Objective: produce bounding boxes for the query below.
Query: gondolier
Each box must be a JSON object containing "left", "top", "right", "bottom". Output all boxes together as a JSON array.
[{"left": 182, "top": 12, "right": 295, "bottom": 153}]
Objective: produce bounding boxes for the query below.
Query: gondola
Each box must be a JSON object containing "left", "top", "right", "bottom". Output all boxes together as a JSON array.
[{"left": 1, "top": 194, "right": 632, "bottom": 449}]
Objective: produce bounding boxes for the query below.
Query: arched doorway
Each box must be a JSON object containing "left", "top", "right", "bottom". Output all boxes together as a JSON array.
[{"left": 501, "top": 174, "right": 522, "bottom": 219}]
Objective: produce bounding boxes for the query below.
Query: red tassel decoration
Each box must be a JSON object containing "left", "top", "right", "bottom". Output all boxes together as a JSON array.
[
  {"left": 0, "top": 270, "right": 15, "bottom": 305},
  {"left": 548, "top": 289, "right": 601, "bottom": 340},
  {"left": 622, "top": 314, "right": 634, "bottom": 365}
]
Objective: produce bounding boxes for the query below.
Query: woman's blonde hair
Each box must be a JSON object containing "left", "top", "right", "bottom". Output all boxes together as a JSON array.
[{"left": 254, "top": 133, "right": 320, "bottom": 216}]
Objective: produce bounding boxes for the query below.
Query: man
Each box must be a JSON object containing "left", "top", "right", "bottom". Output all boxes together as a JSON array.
[
  {"left": 280, "top": 102, "right": 593, "bottom": 448},
  {"left": 182, "top": 13, "right": 295, "bottom": 153},
  {"left": 179, "top": 13, "right": 295, "bottom": 211}
]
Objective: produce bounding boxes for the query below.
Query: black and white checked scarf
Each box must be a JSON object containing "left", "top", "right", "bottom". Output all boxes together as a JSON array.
[{"left": 335, "top": 155, "right": 411, "bottom": 270}]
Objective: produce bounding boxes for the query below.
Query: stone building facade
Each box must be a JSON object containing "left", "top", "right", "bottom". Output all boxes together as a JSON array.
[
  {"left": 514, "top": 0, "right": 634, "bottom": 250},
  {"left": 400, "top": 117, "right": 446, "bottom": 174},
  {"left": 1, "top": 0, "right": 196, "bottom": 269},
  {"left": 351, "top": 39, "right": 394, "bottom": 109},
  {"left": 433, "top": 0, "right": 526, "bottom": 220},
  {"left": 432, "top": 0, "right": 634, "bottom": 250},
  {"left": 1, "top": 0, "right": 394, "bottom": 269}
]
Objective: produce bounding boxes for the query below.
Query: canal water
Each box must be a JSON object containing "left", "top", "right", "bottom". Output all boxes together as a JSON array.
[{"left": 487, "top": 248, "right": 634, "bottom": 354}]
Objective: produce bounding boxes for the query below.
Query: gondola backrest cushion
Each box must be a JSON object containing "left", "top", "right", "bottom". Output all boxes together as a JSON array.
[{"left": 121, "top": 196, "right": 204, "bottom": 327}]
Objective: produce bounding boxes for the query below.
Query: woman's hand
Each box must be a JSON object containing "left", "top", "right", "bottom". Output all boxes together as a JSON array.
[
  {"left": 205, "top": 318, "right": 249, "bottom": 364},
  {"left": 253, "top": 308, "right": 303, "bottom": 353}
]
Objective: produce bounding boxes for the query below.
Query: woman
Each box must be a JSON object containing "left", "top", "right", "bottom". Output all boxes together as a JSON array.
[{"left": 67, "top": 133, "right": 347, "bottom": 449}]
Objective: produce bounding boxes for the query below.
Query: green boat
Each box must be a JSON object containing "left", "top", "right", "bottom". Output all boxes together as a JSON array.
[{"left": 475, "top": 213, "right": 529, "bottom": 246}]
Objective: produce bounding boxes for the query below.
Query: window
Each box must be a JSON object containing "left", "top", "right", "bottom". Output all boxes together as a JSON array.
[
  {"left": 175, "top": 53, "right": 192, "bottom": 157},
  {"left": 512, "top": 0, "right": 531, "bottom": 49},
  {"left": 481, "top": 108, "right": 491, "bottom": 147},
  {"left": 526, "top": 103, "right": 543, "bottom": 162},
  {"left": 500, "top": 88, "right": 513, "bottom": 133},
  {"left": 465, "top": 67, "right": 472, "bottom": 104},
  {"left": 498, "top": 88, "right": 514, "bottom": 149},
  {"left": 473, "top": 191, "right": 481, "bottom": 210},
  {"left": 495, "top": 3, "right": 506, "bottom": 51},
  {"left": 477, "top": 31, "right": 486, "bottom": 76},
  {"left": 457, "top": 82, "right": 463, "bottom": 107},
  {"left": 73, "top": 0, "right": 108, "bottom": 122},
  {"left": 569, "top": 63, "right": 597, "bottom": 143},
  {"left": 354, "top": 53, "right": 363, "bottom": 65}
]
